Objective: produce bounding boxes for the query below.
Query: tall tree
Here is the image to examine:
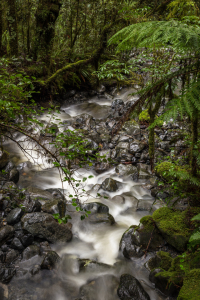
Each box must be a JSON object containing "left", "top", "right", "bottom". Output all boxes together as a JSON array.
[
  {"left": 0, "top": 1, "right": 2, "bottom": 56},
  {"left": 32, "top": 0, "right": 61, "bottom": 62},
  {"left": 7, "top": 0, "right": 18, "bottom": 56}
]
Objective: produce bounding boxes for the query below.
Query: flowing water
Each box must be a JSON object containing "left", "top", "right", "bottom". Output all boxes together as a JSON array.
[{"left": 3, "top": 88, "right": 167, "bottom": 300}]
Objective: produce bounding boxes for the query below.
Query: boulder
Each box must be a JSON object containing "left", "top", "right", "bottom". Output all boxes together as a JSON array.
[
  {"left": 26, "top": 186, "right": 53, "bottom": 202},
  {"left": 22, "top": 245, "right": 40, "bottom": 260},
  {"left": 8, "top": 168, "right": 19, "bottom": 183},
  {"left": 42, "top": 199, "right": 66, "bottom": 216},
  {"left": 0, "top": 267, "right": 16, "bottom": 283},
  {"left": 6, "top": 208, "right": 23, "bottom": 225},
  {"left": 117, "top": 274, "right": 150, "bottom": 300},
  {"left": 0, "top": 225, "right": 14, "bottom": 246},
  {"left": 122, "top": 121, "right": 140, "bottom": 136},
  {"left": 82, "top": 202, "right": 109, "bottom": 214},
  {"left": 116, "top": 142, "right": 130, "bottom": 151},
  {"left": 78, "top": 259, "right": 113, "bottom": 272},
  {"left": 129, "top": 140, "right": 145, "bottom": 154},
  {"left": 120, "top": 226, "right": 144, "bottom": 259},
  {"left": 101, "top": 178, "right": 121, "bottom": 192},
  {"left": 115, "top": 164, "right": 138, "bottom": 180},
  {"left": 41, "top": 251, "right": 60, "bottom": 270},
  {"left": 116, "top": 149, "right": 133, "bottom": 162},
  {"left": 88, "top": 213, "right": 115, "bottom": 225},
  {"left": 21, "top": 212, "right": 72, "bottom": 243}
]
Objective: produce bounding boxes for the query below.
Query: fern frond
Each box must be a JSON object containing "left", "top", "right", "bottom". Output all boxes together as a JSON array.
[{"left": 109, "top": 20, "right": 200, "bottom": 52}]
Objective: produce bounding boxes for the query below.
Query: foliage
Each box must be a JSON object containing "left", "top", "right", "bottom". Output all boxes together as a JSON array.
[{"left": 53, "top": 213, "right": 72, "bottom": 224}]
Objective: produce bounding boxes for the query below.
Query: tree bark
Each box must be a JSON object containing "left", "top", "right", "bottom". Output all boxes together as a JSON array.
[
  {"left": 32, "top": 0, "right": 61, "bottom": 63},
  {"left": 0, "top": 2, "right": 2, "bottom": 56},
  {"left": 191, "top": 112, "right": 198, "bottom": 177},
  {"left": 7, "top": 0, "right": 18, "bottom": 56}
]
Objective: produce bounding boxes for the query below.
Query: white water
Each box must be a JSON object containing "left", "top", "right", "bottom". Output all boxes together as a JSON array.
[{"left": 3, "top": 88, "right": 167, "bottom": 300}]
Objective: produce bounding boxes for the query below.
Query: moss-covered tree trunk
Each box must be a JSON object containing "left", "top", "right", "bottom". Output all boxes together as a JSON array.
[
  {"left": 7, "top": 0, "right": 18, "bottom": 56},
  {"left": 191, "top": 112, "right": 198, "bottom": 177},
  {"left": 0, "top": 2, "right": 2, "bottom": 56},
  {"left": 32, "top": 0, "right": 61, "bottom": 63}
]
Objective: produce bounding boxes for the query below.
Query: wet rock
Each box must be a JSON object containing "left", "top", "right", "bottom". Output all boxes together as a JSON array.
[
  {"left": 0, "top": 150, "right": 9, "bottom": 169},
  {"left": 117, "top": 274, "right": 150, "bottom": 300},
  {"left": 26, "top": 186, "right": 53, "bottom": 203},
  {"left": 2, "top": 181, "right": 17, "bottom": 190},
  {"left": 88, "top": 213, "right": 115, "bottom": 225},
  {"left": 146, "top": 251, "right": 173, "bottom": 272},
  {"left": 22, "top": 195, "right": 41, "bottom": 213},
  {"left": 149, "top": 269, "right": 179, "bottom": 297},
  {"left": 129, "top": 140, "right": 145, "bottom": 154},
  {"left": 20, "top": 233, "right": 34, "bottom": 247},
  {"left": 137, "top": 164, "right": 152, "bottom": 180},
  {"left": 0, "top": 267, "right": 16, "bottom": 283},
  {"left": 41, "top": 251, "right": 60, "bottom": 270},
  {"left": 45, "top": 188, "right": 65, "bottom": 200},
  {"left": 82, "top": 202, "right": 109, "bottom": 214},
  {"left": 95, "top": 150, "right": 111, "bottom": 174},
  {"left": 6, "top": 208, "right": 23, "bottom": 225},
  {"left": 120, "top": 226, "right": 144, "bottom": 258},
  {"left": 116, "top": 149, "right": 133, "bottom": 162},
  {"left": 97, "top": 85, "right": 106, "bottom": 93},
  {"left": 136, "top": 200, "right": 156, "bottom": 212},
  {"left": 5, "top": 248, "right": 19, "bottom": 264},
  {"left": 122, "top": 120, "right": 140, "bottom": 136},
  {"left": 42, "top": 199, "right": 66, "bottom": 216},
  {"left": 21, "top": 212, "right": 72, "bottom": 243},
  {"left": 116, "top": 142, "right": 130, "bottom": 151},
  {"left": 0, "top": 225, "right": 14, "bottom": 246},
  {"left": 8, "top": 168, "right": 19, "bottom": 183},
  {"left": 111, "top": 99, "right": 124, "bottom": 109},
  {"left": 115, "top": 164, "right": 138, "bottom": 180},
  {"left": 111, "top": 195, "right": 125, "bottom": 205},
  {"left": 10, "top": 237, "right": 24, "bottom": 250},
  {"left": 101, "top": 178, "right": 121, "bottom": 192},
  {"left": 22, "top": 245, "right": 40, "bottom": 260},
  {"left": 79, "top": 274, "right": 119, "bottom": 300},
  {"left": 78, "top": 259, "right": 113, "bottom": 272},
  {"left": 118, "top": 135, "right": 130, "bottom": 143}
]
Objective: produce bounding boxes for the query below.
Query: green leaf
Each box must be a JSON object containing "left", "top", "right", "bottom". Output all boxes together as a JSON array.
[
  {"left": 82, "top": 177, "right": 87, "bottom": 182},
  {"left": 76, "top": 207, "right": 80, "bottom": 212},
  {"left": 81, "top": 215, "right": 85, "bottom": 220}
]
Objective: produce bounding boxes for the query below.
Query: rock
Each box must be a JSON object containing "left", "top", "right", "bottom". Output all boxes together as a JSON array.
[
  {"left": 8, "top": 168, "right": 19, "bottom": 183},
  {"left": 117, "top": 274, "right": 150, "bottom": 300},
  {"left": 111, "top": 99, "right": 124, "bottom": 108},
  {"left": 115, "top": 164, "right": 138, "bottom": 180},
  {"left": 116, "top": 149, "right": 133, "bottom": 162},
  {"left": 116, "top": 142, "right": 130, "bottom": 151},
  {"left": 79, "top": 275, "right": 119, "bottom": 300},
  {"left": 146, "top": 251, "right": 173, "bottom": 272},
  {"left": 42, "top": 199, "right": 66, "bottom": 216},
  {"left": 136, "top": 200, "right": 155, "bottom": 212},
  {"left": 88, "top": 213, "right": 115, "bottom": 225},
  {"left": 178, "top": 269, "right": 200, "bottom": 300},
  {"left": 30, "top": 264, "right": 40, "bottom": 275},
  {"left": 82, "top": 202, "right": 109, "bottom": 214},
  {"left": 95, "top": 150, "right": 111, "bottom": 173},
  {"left": 6, "top": 208, "right": 23, "bottom": 225},
  {"left": 21, "top": 212, "right": 72, "bottom": 243},
  {"left": 26, "top": 186, "right": 53, "bottom": 202},
  {"left": 111, "top": 195, "right": 125, "bottom": 205},
  {"left": 101, "top": 178, "right": 121, "bottom": 192},
  {"left": 129, "top": 140, "right": 145, "bottom": 154},
  {"left": 120, "top": 226, "right": 144, "bottom": 259},
  {"left": 78, "top": 259, "right": 113, "bottom": 272},
  {"left": 5, "top": 248, "right": 18, "bottom": 264},
  {"left": 149, "top": 269, "right": 179, "bottom": 297},
  {"left": 97, "top": 84, "right": 106, "bottom": 93},
  {"left": 20, "top": 233, "right": 34, "bottom": 247},
  {"left": 2, "top": 181, "right": 17, "bottom": 190},
  {"left": 22, "top": 245, "right": 40, "bottom": 260},
  {"left": 45, "top": 188, "right": 65, "bottom": 200},
  {"left": 0, "top": 150, "right": 9, "bottom": 169},
  {"left": 0, "top": 267, "right": 16, "bottom": 283},
  {"left": 122, "top": 120, "right": 140, "bottom": 136},
  {"left": 22, "top": 195, "right": 41, "bottom": 213},
  {"left": 41, "top": 251, "right": 60, "bottom": 270},
  {"left": 10, "top": 237, "right": 24, "bottom": 250},
  {"left": 0, "top": 225, "right": 14, "bottom": 246}
]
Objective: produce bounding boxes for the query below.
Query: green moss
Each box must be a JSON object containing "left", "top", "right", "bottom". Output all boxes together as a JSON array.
[
  {"left": 155, "top": 270, "right": 183, "bottom": 286},
  {"left": 139, "top": 109, "right": 150, "bottom": 122},
  {"left": 155, "top": 161, "right": 176, "bottom": 180},
  {"left": 157, "top": 251, "right": 173, "bottom": 271},
  {"left": 178, "top": 269, "right": 200, "bottom": 300},
  {"left": 140, "top": 215, "right": 155, "bottom": 231}
]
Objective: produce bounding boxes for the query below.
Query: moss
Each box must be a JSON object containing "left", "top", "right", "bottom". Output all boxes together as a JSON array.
[
  {"left": 157, "top": 251, "right": 173, "bottom": 271},
  {"left": 177, "top": 269, "right": 200, "bottom": 300},
  {"left": 140, "top": 215, "right": 155, "bottom": 231},
  {"left": 139, "top": 109, "right": 150, "bottom": 122},
  {"left": 155, "top": 161, "right": 176, "bottom": 180}
]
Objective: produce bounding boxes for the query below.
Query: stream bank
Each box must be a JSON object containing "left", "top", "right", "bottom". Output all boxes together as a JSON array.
[{"left": 0, "top": 86, "right": 197, "bottom": 300}]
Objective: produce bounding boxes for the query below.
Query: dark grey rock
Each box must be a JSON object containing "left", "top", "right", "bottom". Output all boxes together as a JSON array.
[
  {"left": 101, "top": 178, "right": 121, "bottom": 192},
  {"left": 41, "top": 251, "right": 60, "bottom": 270},
  {"left": 22, "top": 245, "right": 40, "bottom": 260},
  {"left": 21, "top": 212, "right": 72, "bottom": 243},
  {"left": 5, "top": 248, "right": 18, "bottom": 264},
  {"left": 115, "top": 164, "right": 138, "bottom": 180},
  {"left": 82, "top": 202, "right": 109, "bottom": 214},
  {"left": 10, "top": 237, "right": 24, "bottom": 250},
  {"left": 116, "top": 149, "right": 133, "bottom": 162},
  {"left": 26, "top": 186, "right": 53, "bottom": 202},
  {"left": 116, "top": 142, "right": 130, "bottom": 151},
  {"left": 129, "top": 140, "right": 145, "bottom": 154},
  {"left": 88, "top": 213, "right": 115, "bottom": 225},
  {"left": 42, "top": 199, "right": 66, "bottom": 215},
  {"left": 9, "top": 168, "right": 19, "bottom": 183},
  {"left": 111, "top": 195, "right": 125, "bottom": 204},
  {"left": 0, "top": 225, "right": 14, "bottom": 246},
  {"left": 118, "top": 274, "right": 150, "bottom": 300},
  {"left": 6, "top": 208, "right": 23, "bottom": 225},
  {"left": 0, "top": 267, "right": 16, "bottom": 283},
  {"left": 122, "top": 121, "right": 140, "bottom": 136}
]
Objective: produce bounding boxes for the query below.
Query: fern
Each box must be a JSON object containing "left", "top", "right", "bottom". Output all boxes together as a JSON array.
[
  {"left": 108, "top": 20, "right": 200, "bottom": 52},
  {"left": 191, "top": 213, "right": 200, "bottom": 221}
]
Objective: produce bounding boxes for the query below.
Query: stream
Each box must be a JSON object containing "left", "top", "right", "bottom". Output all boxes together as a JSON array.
[{"left": 2, "top": 87, "right": 168, "bottom": 300}]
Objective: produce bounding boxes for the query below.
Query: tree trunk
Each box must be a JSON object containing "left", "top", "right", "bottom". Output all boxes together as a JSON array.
[
  {"left": 0, "top": 2, "right": 2, "bottom": 56},
  {"left": 32, "top": 0, "right": 61, "bottom": 63},
  {"left": 191, "top": 113, "right": 198, "bottom": 176},
  {"left": 7, "top": 0, "right": 18, "bottom": 56}
]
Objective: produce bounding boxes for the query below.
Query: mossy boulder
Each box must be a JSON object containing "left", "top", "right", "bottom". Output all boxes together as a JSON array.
[
  {"left": 155, "top": 161, "right": 176, "bottom": 181},
  {"left": 152, "top": 207, "right": 200, "bottom": 252},
  {"left": 146, "top": 251, "right": 173, "bottom": 271},
  {"left": 177, "top": 269, "right": 200, "bottom": 300}
]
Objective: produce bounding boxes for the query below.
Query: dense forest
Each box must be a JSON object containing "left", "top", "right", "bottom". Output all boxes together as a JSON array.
[{"left": 0, "top": 0, "right": 200, "bottom": 300}]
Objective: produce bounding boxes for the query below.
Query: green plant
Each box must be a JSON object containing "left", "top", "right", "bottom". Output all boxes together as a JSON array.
[
  {"left": 189, "top": 213, "right": 200, "bottom": 249},
  {"left": 53, "top": 213, "right": 72, "bottom": 224}
]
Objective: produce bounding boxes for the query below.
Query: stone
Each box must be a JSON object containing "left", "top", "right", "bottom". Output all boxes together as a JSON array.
[
  {"left": 129, "top": 140, "right": 145, "bottom": 154},
  {"left": 122, "top": 120, "right": 140, "bottom": 136},
  {"left": 42, "top": 199, "right": 66, "bottom": 215},
  {"left": 88, "top": 213, "right": 115, "bottom": 225},
  {"left": 111, "top": 99, "right": 124, "bottom": 108},
  {"left": 0, "top": 267, "right": 16, "bottom": 283},
  {"left": 116, "top": 142, "right": 130, "bottom": 151},
  {"left": 41, "top": 251, "right": 60, "bottom": 270},
  {"left": 116, "top": 149, "right": 133, "bottom": 162},
  {"left": 115, "top": 164, "right": 138, "bottom": 180},
  {"left": 81, "top": 202, "right": 109, "bottom": 214},
  {"left": 26, "top": 186, "right": 53, "bottom": 203},
  {"left": 117, "top": 274, "right": 150, "bottom": 300},
  {"left": 10, "top": 237, "right": 24, "bottom": 250},
  {"left": 6, "top": 208, "right": 23, "bottom": 225},
  {"left": 45, "top": 188, "right": 65, "bottom": 200},
  {"left": 21, "top": 212, "right": 72, "bottom": 243},
  {"left": 2, "top": 181, "right": 17, "bottom": 190},
  {"left": 111, "top": 195, "right": 125, "bottom": 205},
  {"left": 5, "top": 249, "right": 18, "bottom": 264},
  {"left": 0, "top": 225, "right": 14, "bottom": 246},
  {"left": 22, "top": 245, "right": 40, "bottom": 260},
  {"left": 78, "top": 259, "right": 113, "bottom": 272},
  {"left": 9, "top": 168, "right": 19, "bottom": 183},
  {"left": 101, "top": 178, "right": 121, "bottom": 192},
  {"left": 120, "top": 226, "right": 144, "bottom": 259},
  {"left": 0, "top": 150, "right": 9, "bottom": 169}
]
